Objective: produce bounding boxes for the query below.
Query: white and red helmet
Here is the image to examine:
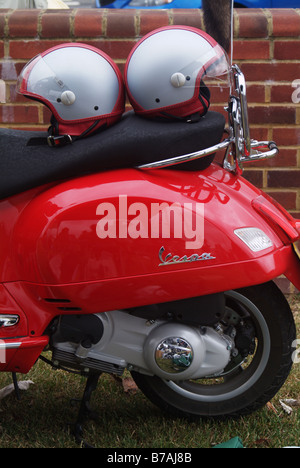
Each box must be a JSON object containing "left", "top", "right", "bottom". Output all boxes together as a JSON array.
[
  {"left": 125, "top": 26, "right": 230, "bottom": 122},
  {"left": 18, "top": 43, "right": 125, "bottom": 141}
]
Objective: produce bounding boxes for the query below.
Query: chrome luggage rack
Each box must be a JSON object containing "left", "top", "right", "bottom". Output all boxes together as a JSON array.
[{"left": 137, "top": 65, "right": 279, "bottom": 174}]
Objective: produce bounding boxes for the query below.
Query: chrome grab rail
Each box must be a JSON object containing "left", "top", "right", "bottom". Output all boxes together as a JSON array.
[
  {"left": 137, "top": 138, "right": 231, "bottom": 170},
  {"left": 242, "top": 141, "right": 279, "bottom": 162},
  {"left": 233, "top": 65, "right": 252, "bottom": 155},
  {"left": 223, "top": 140, "right": 279, "bottom": 171},
  {"left": 137, "top": 65, "right": 279, "bottom": 173},
  {"left": 137, "top": 139, "right": 278, "bottom": 171}
]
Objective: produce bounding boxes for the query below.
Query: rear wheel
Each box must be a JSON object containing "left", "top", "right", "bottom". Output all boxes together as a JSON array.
[{"left": 132, "top": 281, "right": 296, "bottom": 419}]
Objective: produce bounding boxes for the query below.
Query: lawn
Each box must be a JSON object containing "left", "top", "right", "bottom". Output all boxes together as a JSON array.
[{"left": 0, "top": 295, "right": 299, "bottom": 449}]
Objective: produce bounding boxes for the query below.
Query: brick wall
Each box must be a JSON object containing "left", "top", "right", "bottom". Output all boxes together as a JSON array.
[{"left": 0, "top": 8, "right": 300, "bottom": 288}]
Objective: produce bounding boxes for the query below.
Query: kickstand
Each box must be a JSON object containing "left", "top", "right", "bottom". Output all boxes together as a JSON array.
[
  {"left": 70, "top": 373, "right": 101, "bottom": 448},
  {"left": 12, "top": 372, "right": 21, "bottom": 401}
]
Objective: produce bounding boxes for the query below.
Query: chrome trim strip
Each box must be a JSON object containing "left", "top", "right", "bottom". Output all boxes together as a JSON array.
[
  {"left": 137, "top": 138, "right": 277, "bottom": 171},
  {"left": 137, "top": 139, "right": 231, "bottom": 170},
  {"left": 0, "top": 342, "right": 21, "bottom": 349},
  {"left": 0, "top": 315, "right": 19, "bottom": 328},
  {"left": 241, "top": 141, "right": 279, "bottom": 162},
  {"left": 137, "top": 65, "right": 278, "bottom": 173},
  {"left": 233, "top": 64, "right": 251, "bottom": 155}
]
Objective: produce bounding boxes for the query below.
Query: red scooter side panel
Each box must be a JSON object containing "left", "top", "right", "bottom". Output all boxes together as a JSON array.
[
  {"left": 3, "top": 244, "right": 295, "bottom": 337},
  {"left": 0, "top": 186, "right": 49, "bottom": 283},
  {"left": 9, "top": 164, "right": 284, "bottom": 286},
  {"left": 0, "top": 163, "right": 299, "bottom": 370},
  {"left": 0, "top": 163, "right": 297, "bottom": 336},
  {"left": 0, "top": 284, "right": 28, "bottom": 338},
  {"left": 284, "top": 245, "right": 300, "bottom": 292},
  {"left": 0, "top": 336, "right": 49, "bottom": 373}
]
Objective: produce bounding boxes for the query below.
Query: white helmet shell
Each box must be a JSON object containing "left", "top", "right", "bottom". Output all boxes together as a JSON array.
[
  {"left": 125, "top": 26, "right": 230, "bottom": 121},
  {"left": 18, "top": 43, "right": 125, "bottom": 138}
]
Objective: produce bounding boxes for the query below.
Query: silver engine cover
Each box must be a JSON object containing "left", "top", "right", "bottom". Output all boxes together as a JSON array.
[{"left": 51, "top": 310, "right": 232, "bottom": 381}]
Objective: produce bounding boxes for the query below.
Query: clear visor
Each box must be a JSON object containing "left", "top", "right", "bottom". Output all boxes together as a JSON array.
[
  {"left": 18, "top": 49, "right": 121, "bottom": 121},
  {"left": 126, "top": 30, "right": 233, "bottom": 113},
  {"left": 178, "top": 43, "right": 232, "bottom": 88},
  {"left": 17, "top": 54, "right": 71, "bottom": 103}
]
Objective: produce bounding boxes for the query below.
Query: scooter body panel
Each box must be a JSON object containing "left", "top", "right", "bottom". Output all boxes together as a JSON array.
[
  {"left": 0, "top": 162, "right": 299, "bottom": 373},
  {"left": 5, "top": 163, "right": 285, "bottom": 284}
]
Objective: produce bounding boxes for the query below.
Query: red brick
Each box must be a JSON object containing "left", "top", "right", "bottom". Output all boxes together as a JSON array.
[
  {"left": 118, "top": 62, "right": 126, "bottom": 79},
  {"left": 267, "top": 191, "right": 297, "bottom": 210},
  {"left": 267, "top": 170, "right": 300, "bottom": 188},
  {"left": 276, "top": 149, "right": 298, "bottom": 167},
  {"left": 209, "top": 86, "right": 230, "bottom": 104},
  {"left": 270, "top": 9, "right": 300, "bottom": 37},
  {"left": 270, "top": 84, "right": 297, "bottom": 103},
  {"left": 246, "top": 84, "right": 266, "bottom": 103},
  {"left": 8, "top": 84, "right": 28, "bottom": 104},
  {"left": 243, "top": 170, "right": 264, "bottom": 188},
  {"left": 250, "top": 127, "right": 269, "bottom": 141},
  {"left": 0, "top": 60, "right": 21, "bottom": 81},
  {"left": 172, "top": 10, "right": 203, "bottom": 29},
  {"left": 272, "top": 127, "right": 300, "bottom": 146},
  {"left": 9, "top": 40, "right": 70, "bottom": 59},
  {"left": 8, "top": 10, "right": 40, "bottom": 38},
  {"left": 106, "top": 10, "right": 136, "bottom": 38},
  {"left": 41, "top": 11, "right": 72, "bottom": 39},
  {"left": 274, "top": 41, "right": 300, "bottom": 61},
  {"left": 248, "top": 106, "right": 296, "bottom": 125},
  {"left": 236, "top": 9, "right": 268, "bottom": 38},
  {"left": 42, "top": 106, "right": 52, "bottom": 125},
  {"left": 0, "top": 104, "right": 39, "bottom": 124},
  {"left": 74, "top": 10, "right": 103, "bottom": 37},
  {"left": 209, "top": 104, "right": 227, "bottom": 120},
  {"left": 212, "top": 83, "right": 266, "bottom": 106},
  {"left": 140, "top": 10, "right": 169, "bottom": 36},
  {"left": 233, "top": 40, "right": 270, "bottom": 60},
  {"left": 83, "top": 40, "right": 135, "bottom": 60},
  {"left": 240, "top": 62, "right": 300, "bottom": 83},
  {"left": 250, "top": 148, "right": 297, "bottom": 168}
]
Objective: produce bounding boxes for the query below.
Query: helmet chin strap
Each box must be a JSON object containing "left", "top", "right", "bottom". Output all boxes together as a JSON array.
[
  {"left": 49, "top": 116, "right": 108, "bottom": 146},
  {"left": 156, "top": 80, "right": 211, "bottom": 123},
  {"left": 26, "top": 117, "right": 104, "bottom": 147}
]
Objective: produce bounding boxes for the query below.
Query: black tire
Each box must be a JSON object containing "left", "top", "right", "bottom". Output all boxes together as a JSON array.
[{"left": 132, "top": 281, "right": 296, "bottom": 419}]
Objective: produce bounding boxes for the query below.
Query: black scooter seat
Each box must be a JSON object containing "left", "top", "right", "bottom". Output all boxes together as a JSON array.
[{"left": 0, "top": 111, "right": 225, "bottom": 200}]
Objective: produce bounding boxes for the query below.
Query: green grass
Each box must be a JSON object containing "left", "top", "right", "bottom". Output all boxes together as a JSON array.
[{"left": 0, "top": 295, "right": 299, "bottom": 449}]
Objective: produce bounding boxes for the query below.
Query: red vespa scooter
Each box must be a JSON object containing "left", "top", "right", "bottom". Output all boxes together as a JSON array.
[{"left": 0, "top": 30, "right": 299, "bottom": 444}]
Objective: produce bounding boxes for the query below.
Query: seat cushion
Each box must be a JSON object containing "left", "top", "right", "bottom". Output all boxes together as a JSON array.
[{"left": 0, "top": 111, "right": 225, "bottom": 200}]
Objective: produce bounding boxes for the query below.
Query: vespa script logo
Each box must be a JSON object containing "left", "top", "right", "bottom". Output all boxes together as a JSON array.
[
  {"left": 292, "top": 79, "right": 300, "bottom": 104},
  {"left": 159, "top": 246, "right": 215, "bottom": 266},
  {"left": 96, "top": 195, "right": 205, "bottom": 250}
]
